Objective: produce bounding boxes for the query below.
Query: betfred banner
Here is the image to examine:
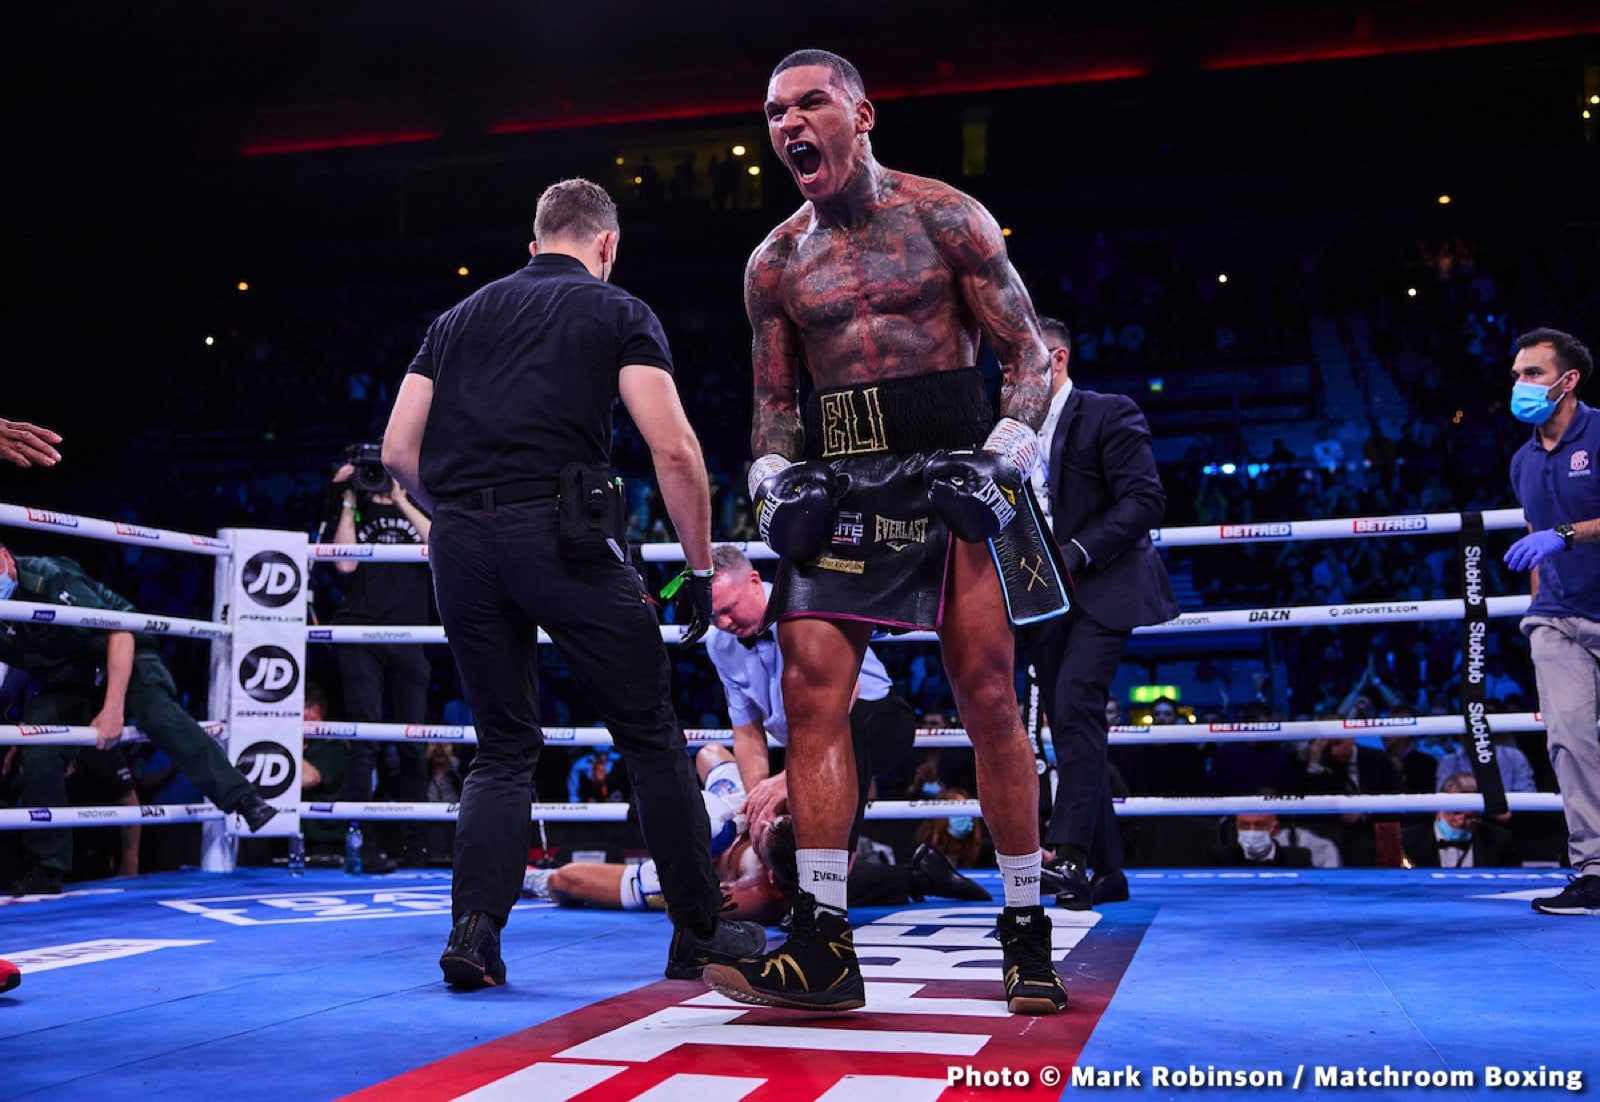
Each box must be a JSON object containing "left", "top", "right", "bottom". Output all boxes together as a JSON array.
[{"left": 211, "top": 529, "right": 306, "bottom": 838}]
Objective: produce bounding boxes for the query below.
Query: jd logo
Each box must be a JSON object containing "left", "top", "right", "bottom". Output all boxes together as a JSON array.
[
  {"left": 242, "top": 551, "right": 302, "bottom": 608},
  {"left": 239, "top": 646, "right": 299, "bottom": 702},
  {"left": 236, "top": 741, "right": 296, "bottom": 798}
]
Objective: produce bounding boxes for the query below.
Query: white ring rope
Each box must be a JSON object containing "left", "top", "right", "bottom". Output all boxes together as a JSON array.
[
  {"left": 0, "top": 720, "right": 226, "bottom": 748},
  {"left": 0, "top": 600, "right": 230, "bottom": 640},
  {"left": 0, "top": 503, "right": 231, "bottom": 556},
  {"left": 0, "top": 804, "right": 225, "bottom": 829},
  {"left": 0, "top": 791, "right": 1563, "bottom": 830},
  {"left": 630, "top": 507, "right": 1527, "bottom": 562},
  {"left": 302, "top": 592, "right": 1531, "bottom": 648},
  {"left": 293, "top": 713, "right": 1552, "bottom": 750}
]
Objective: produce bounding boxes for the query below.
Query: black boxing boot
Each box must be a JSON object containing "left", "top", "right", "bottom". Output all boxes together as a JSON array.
[
  {"left": 701, "top": 892, "right": 865, "bottom": 1012},
  {"left": 749, "top": 454, "right": 849, "bottom": 560},
  {"left": 997, "top": 905, "right": 1068, "bottom": 1015}
]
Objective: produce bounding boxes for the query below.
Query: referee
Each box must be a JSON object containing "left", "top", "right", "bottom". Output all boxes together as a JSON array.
[{"left": 382, "top": 178, "right": 764, "bottom": 987}]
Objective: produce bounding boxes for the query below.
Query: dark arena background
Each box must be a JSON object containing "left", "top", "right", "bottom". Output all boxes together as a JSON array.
[{"left": 4, "top": 3, "right": 1600, "bottom": 1099}]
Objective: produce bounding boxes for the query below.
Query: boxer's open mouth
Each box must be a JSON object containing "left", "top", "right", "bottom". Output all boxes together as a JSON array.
[{"left": 786, "top": 141, "right": 822, "bottom": 181}]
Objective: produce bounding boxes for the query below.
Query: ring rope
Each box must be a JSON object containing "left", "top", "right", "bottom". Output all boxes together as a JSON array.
[
  {"left": 295, "top": 713, "right": 1551, "bottom": 749},
  {"left": 0, "top": 600, "right": 230, "bottom": 640},
  {"left": 1, "top": 789, "right": 1564, "bottom": 831},
  {"left": 0, "top": 503, "right": 231, "bottom": 556}
]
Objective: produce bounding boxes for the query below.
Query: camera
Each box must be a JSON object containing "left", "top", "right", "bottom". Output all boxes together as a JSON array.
[{"left": 343, "top": 443, "right": 392, "bottom": 495}]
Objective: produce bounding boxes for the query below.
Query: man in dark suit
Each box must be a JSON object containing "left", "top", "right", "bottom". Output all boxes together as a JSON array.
[
  {"left": 1028, "top": 316, "right": 1179, "bottom": 909},
  {"left": 1402, "top": 772, "right": 1517, "bottom": 869}
]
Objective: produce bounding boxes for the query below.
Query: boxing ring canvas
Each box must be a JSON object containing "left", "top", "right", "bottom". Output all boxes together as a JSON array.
[{"left": 2, "top": 865, "right": 1593, "bottom": 1101}]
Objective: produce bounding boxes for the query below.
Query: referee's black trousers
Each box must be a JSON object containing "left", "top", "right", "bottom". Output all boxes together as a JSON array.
[{"left": 430, "top": 498, "right": 720, "bottom": 933}]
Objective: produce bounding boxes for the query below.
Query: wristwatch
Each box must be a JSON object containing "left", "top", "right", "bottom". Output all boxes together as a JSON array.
[{"left": 1555, "top": 522, "right": 1577, "bottom": 550}]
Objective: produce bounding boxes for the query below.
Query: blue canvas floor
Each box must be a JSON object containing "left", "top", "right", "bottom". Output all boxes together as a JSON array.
[{"left": 1, "top": 866, "right": 1595, "bottom": 1101}]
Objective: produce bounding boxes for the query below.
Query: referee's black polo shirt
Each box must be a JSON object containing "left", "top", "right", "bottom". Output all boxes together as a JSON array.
[{"left": 406, "top": 253, "right": 674, "bottom": 499}]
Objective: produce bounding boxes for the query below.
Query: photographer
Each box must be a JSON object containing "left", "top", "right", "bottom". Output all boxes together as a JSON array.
[{"left": 326, "top": 443, "right": 433, "bottom": 870}]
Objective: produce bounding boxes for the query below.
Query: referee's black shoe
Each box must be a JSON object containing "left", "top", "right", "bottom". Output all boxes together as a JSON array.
[
  {"left": 440, "top": 912, "right": 506, "bottom": 989},
  {"left": 664, "top": 916, "right": 768, "bottom": 980},
  {"left": 908, "top": 843, "right": 992, "bottom": 902},
  {"left": 1041, "top": 854, "right": 1092, "bottom": 910}
]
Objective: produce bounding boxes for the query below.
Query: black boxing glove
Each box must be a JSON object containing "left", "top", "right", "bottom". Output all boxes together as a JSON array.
[
  {"left": 925, "top": 418, "right": 1041, "bottom": 543},
  {"left": 748, "top": 454, "right": 849, "bottom": 561}
]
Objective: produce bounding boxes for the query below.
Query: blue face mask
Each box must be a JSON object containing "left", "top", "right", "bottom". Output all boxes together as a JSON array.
[
  {"left": 1438, "top": 820, "right": 1474, "bottom": 842},
  {"left": 1511, "top": 373, "right": 1572, "bottom": 425},
  {"left": 947, "top": 815, "right": 974, "bottom": 839},
  {"left": 0, "top": 572, "right": 15, "bottom": 601},
  {"left": 921, "top": 782, "right": 943, "bottom": 797}
]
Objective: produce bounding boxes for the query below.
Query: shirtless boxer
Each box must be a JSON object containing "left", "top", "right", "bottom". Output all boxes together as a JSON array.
[{"left": 701, "top": 48, "right": 1066, "bottom": 1015}]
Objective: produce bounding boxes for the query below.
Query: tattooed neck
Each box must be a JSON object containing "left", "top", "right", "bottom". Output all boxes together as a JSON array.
[{"left": 811, "top": 159, "right": 889, "bottom": 229}]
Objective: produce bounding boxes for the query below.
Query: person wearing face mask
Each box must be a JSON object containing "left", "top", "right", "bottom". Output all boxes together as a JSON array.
[
  {"left": 1215, "top": 811, "right": 1313, "bottom": 868},
  {"left": 1503, "top": 327, "right": 1600, "bottom": 915},
  {"left": 1401, "top": 773, "right": 1515, "bottom": 869}
]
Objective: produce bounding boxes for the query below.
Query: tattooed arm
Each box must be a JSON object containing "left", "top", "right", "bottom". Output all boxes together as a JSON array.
[
  {"left": 745, "top": 236, "right": 805, "bottom": 459},
  {"left": 929, "top": 189, "right": 1050, "bottom": 430}
]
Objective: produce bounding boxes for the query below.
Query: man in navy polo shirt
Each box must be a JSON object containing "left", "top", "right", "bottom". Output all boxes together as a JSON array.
[{"left": 1504, "top": 326, "right": 1600, "bottom": 915}]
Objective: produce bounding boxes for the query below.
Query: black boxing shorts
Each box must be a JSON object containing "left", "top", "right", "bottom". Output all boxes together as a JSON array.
[{"left": 768, "top": 368, "right": 992, "bottom": 631}]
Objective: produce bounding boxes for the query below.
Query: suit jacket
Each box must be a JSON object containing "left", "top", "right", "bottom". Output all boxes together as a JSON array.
[
  {"left": 1046, "top": 387, "right": 1179, "bottom": 632},
  {"left": 1401, "top": 821, "right": 1516, "bottom": 868}
]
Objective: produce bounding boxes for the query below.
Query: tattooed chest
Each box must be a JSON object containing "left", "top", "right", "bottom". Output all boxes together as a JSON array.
[{"left": 781, "top": 232, "right": 953, "bottom": 337}]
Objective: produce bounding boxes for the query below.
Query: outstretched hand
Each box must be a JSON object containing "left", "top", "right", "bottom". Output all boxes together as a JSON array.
[{"left": 0, "top": 418, "right": 62, "bottom": 468}]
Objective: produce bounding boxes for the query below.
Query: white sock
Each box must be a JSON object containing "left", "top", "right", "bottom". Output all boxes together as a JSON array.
[
  {"left": 997, "top": 851, "right": 1042, "bottom": 909},
  {"left": 521, "top": 866, "right": 553, "bottom": 899},
  {"left": 796, "top": 848, "right": 851, "bottom": 912}
]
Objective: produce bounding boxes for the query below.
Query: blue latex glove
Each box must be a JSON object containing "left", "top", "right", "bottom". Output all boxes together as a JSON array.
[{"left": 1504, "top": 529, "right": 1566, "bottom": 571}]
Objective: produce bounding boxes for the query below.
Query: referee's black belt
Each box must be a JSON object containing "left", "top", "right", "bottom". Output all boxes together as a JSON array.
[{"left": 444, "top": 479, "right": 558, "bottom": 510}]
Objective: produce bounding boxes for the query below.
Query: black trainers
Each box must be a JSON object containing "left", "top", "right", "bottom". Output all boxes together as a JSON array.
[
  {"left": 996, "top": 905, "right": 1068, "bottom": 1015},
  {"left": 908, "top": 843, "right": 992, "bottom": 902},
  {"left": 702, "top": 892, "right": 865, "bottom": 1011},
  {"left": 234, "top": 792, "right": 279, "bottom": 834},
  {"left": 1091, "top": 868, "right": 1130, "bottom": 906},
  {"left": 1042, "top": 855, "right": 1092, "bottom": 911},
  {"left": 665, "top": 917, "right": 769, "bottom": 980},
  {"left": 1531, "top": 874, "right": 1600, "bottom": 916},
  {"left": 8, "top": 865, "right": 64, "bottom": 897},
  {"left": 439, "top": 912, "right": 507, "bottom": 989}
]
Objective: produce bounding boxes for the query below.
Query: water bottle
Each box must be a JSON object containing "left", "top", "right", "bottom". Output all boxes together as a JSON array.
[
  {"left": 287, "top": 831, "right": 306, "bottom": 877},
  {"left": 345, "top": 821, "right": 364, "bottom": 874}
]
